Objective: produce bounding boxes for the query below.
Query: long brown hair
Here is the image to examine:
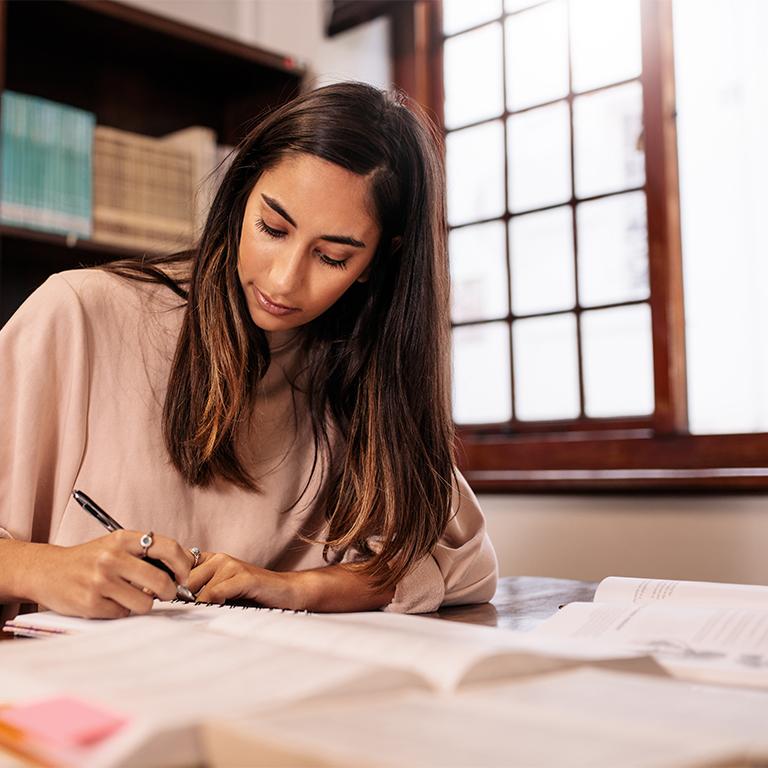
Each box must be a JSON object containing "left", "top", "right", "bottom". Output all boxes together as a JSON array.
[{"left": 99, "top": 81, "right": 458, "bottom": 591}]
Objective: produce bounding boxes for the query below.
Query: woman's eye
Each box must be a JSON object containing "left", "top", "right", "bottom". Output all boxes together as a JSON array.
[
  {"left": 318, "top": 253, "right": 348, "bottom": 270},
  {"left": 256, "top": 217, "right": 347, "bottom": 270},
  {"left": 255, "top": 218, "right": 285, "bottom": 238}
]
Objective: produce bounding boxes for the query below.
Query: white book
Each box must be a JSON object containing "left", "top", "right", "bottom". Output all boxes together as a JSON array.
[
  {"left": 202, "top": 666, "right": 768, "bottom": 768},
  {"left": 532, "top": 576, "right": 768, "bottom": 689},
  {"left": 0, "top": 603, "right": 659, "bottom": 767}
]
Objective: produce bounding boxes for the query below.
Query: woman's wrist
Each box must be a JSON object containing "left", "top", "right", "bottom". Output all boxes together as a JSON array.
[
  {"left": 0, "top": 539, "right": 54, "bottom": 604},
  {"left": 290, "top": 564, "right": 396, "bottom": 613}
]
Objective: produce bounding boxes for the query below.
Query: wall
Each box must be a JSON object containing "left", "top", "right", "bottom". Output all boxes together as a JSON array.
[
  {"left": 119, "top": 1, "right": 768, "bottom": 589},
  {"left": 120, "top": 0, "right": 391, "bottom": 89},
  {"left": 480, "top": 493, "right": 768, "bottom": 585}
]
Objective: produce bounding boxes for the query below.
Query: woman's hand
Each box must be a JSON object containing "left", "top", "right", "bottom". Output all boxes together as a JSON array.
[
  {"left": 24, "top": 531, "right": 192, "bottom": 619},
  {"left": 188, "top": 553, "right": 295, "bottom": 607},
  {"left": 189, "top": 554, "right": 396, "bottom": 612}
]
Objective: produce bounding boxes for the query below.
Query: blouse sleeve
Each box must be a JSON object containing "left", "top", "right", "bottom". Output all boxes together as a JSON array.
[
  {"left": 341, "top": 467, "right": 498, "bottom": 614},
  {"left": 0, "top": 274, "right": 91, "bottom": 620}
]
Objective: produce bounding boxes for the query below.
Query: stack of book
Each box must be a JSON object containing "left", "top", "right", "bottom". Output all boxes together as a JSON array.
[
  {"left": 0, "top": 90, "right": 94, "bottom": 239},
  {"left": 0, "top": 90, "right": 234, "bottom": 253}
]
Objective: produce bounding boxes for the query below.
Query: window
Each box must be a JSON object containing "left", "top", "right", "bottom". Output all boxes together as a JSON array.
[
  {"left": 438, "top": 0, "right": 768, "bottom": 489},
  {"left": 446, "top": 0, "right": 653, "bottom": 429}
]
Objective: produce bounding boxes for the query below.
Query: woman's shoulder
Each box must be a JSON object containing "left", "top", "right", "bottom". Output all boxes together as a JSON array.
[
  {"left": 53, "top": 266, "right": 186, "bottom": 316},
  {"left": 1, "top": 267, "right": 188, "bottom": 357}
]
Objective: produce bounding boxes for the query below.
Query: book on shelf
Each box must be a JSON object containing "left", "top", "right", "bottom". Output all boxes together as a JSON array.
[
  {"left": 0, "top": 90, "right": 94, "bottom": 238},
  {"left": 92, "top": 124, "right": 197, "bottom": 254},
  {"left": 0, "top": 89, "right": 235, "bottom": 255},
  {"left": 531, "top": 575, "right": 768, "bottom": 689},
  {"left": 158, "top": 126, "right": 235, "bottom": 243}
]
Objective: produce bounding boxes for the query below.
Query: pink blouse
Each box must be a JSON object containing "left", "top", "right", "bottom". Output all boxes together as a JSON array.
[{"left": 0, "top": 269, "right": 498, "bottom": 624}]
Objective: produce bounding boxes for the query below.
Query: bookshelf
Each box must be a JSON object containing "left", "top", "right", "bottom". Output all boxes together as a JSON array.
[{"left": 0, "top": 0, "right": 305, "bottom": 325}]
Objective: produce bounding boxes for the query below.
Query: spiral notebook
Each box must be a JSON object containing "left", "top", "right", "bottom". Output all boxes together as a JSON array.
[{"left": 2, "top": 599, "right": 288, "bottom": 638}]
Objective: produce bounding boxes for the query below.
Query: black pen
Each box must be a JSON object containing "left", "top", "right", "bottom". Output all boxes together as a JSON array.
[{"left": 72, "top": 489, "right": 195, "bottom": 602}]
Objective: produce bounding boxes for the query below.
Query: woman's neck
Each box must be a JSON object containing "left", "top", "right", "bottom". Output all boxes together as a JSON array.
[{"left": 264, "top": 327, "right": 303, "bottom": 354}]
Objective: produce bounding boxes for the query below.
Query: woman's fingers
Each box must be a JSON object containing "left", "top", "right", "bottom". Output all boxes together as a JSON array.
[
  {"left": 100, "top": 574, "right": 156, "bottom": 615},
  {"left": 195, "top": 574, "right": 246, "bottom": 604},
  {"left": 114, "top": 530, "right": 193, "bottom": 587},
  {"left": 187, "top": 555, "right": 224, "bottom": 594},
  {"left": 116, "top": 554, "right": 179, "bottom": 602}
]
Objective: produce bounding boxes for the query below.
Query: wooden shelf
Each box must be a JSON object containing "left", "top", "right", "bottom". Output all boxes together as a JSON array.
[
  {"left": 0, "top": 0, "right": 305, "bottom": 325},
  {"left": 0, "top": 224, "right": 146, "bottom": 261}
]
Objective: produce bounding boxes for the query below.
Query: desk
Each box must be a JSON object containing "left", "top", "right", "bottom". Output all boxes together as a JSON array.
[
  {"left": 0, "top": 576, "right": 594, "bottom": 642},
  {"left": 431, "top": 575, "right": 598, "bottom": 631}
]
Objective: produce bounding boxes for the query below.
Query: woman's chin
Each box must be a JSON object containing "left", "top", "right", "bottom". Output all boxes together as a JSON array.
[{"left": 250, "top": 308, "right": 303, "bottom": 332}]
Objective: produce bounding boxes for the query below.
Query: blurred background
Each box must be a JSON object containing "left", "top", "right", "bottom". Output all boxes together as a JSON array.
[{"left": 1, "top": 0, "right": 766, "bottom": 584}]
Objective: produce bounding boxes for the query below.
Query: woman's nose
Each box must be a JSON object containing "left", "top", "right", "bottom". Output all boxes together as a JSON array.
[{"left": 269, "top": 243, "right": 305, "bottom": 295}]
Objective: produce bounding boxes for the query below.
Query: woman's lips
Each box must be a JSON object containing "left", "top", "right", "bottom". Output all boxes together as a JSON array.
[{"left": 253, "top": 286, "right": 300, "bottom": 316}]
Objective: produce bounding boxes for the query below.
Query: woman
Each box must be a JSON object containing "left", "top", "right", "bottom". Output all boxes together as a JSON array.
[{"left": 0, "top": 81, "right": 498, "bottom": 623}]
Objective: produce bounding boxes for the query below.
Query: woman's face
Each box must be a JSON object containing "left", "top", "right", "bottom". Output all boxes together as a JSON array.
[{"left": 237, "top": 152, "right": 381, "bottom": 332}]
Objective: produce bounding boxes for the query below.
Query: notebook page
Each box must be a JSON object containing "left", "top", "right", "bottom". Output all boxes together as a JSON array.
[
  {"left": 594, "top": 576, "right": 768, "bottom": 608},
  {"left": 2, "top": 599, "right": 271, "bottom": 637}
]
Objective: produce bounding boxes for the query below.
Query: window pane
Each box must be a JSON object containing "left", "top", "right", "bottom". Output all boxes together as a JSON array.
[
  {"left": 445, "top": 24, "right": 504, "bottom": 130},
  {"left": 443, "top": 0, "right": 502, "bottom": 36},
  {"left": 450, "top": 221, "right": 509, "bottom": 322},
  {"left": 675, "top": 0, "right": 768, "bottom": 434},
  {"left": 513, "top": 314, "right": 580, "bottom": 420},
  {"left": 447, "top": 121, "right": 506, "bottom": 226},
  {"left": 507, "top": 101, "right": 571, "bottom": 212},
  {"left": 570, "top": 0, "right": 642, "bottom": 93},
  {"left": 452, "top": 323, "right": 512, "bottom": 424},
  {"left": 577, "top": 192, "right": 649, "bottom": 307},
  {"left": 505, "top": 1, "right": 569, "bottom": 112},
  {"left": 581, "top": 304, "right": 654, "bottom": 417},
  {"left": 509, "top": 206, "right": 575, "bottom": 314},
  {"left": 505, "top": 0, "right": 544, "bottom": 12},
  {"left": 573, "top": 82, "right": 645, "bottom": 199}
]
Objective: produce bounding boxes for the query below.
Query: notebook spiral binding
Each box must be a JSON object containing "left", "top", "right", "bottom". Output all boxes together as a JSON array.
[{"left": 170, "top": 598, "right": 309, "bottom": 614}]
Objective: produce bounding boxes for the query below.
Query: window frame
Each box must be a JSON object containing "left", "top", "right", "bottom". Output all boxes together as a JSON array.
[{"left": 401, "top": 0, "right": 768, "bottom": 491}]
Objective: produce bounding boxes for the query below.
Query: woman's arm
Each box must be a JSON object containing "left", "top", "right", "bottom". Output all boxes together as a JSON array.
[
  {"left": 0, "top": 274, "right": 193, "bottom": 621},
  {"left": 0, "top": 534, "right": 192, "bottom": 618},
  {"left": 188, "top": 555, "right": 395, "bottom": 611},
  {"left": 189, "top": 468, "right": 497, "bottom": 614}
]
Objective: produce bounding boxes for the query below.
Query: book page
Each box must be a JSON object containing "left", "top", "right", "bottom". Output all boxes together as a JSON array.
[
  {"left": 202, "top": 667, "right": 768, "bottom": 768},
  {"left": 207, "top": 609, "right": 660, "bottom": 692},
  {"left": 0, "top": 618, "right": 429, "bottom": 767},
  {"left": 532, "top": 601, "right": 768, "bottom": 688},
  {"left": 594, "top": 576, "right": 768, "bottom": 608},
  {"left": 0, "top": 619, "right": 421, "bottom": 727}
]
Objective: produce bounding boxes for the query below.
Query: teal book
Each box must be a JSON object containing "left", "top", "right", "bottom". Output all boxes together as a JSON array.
[{"left": 0, "top": 90, "right": 94, "bottom": 238}]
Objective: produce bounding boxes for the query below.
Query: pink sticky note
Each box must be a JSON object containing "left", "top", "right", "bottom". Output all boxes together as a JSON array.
[{"left": 0, "top": 696, "right": 127, "bottom": 747}]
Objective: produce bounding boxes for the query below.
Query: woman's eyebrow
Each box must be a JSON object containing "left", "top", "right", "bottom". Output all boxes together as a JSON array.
[{"left": 261, "top": 194, "right": 367, "bottom": 248}]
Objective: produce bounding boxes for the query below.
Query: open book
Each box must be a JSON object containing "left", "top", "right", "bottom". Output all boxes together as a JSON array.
[
  {"left": 532, "top": 576, "right": 768, "bottom": 689},
  {"left": 202, "top": 666, "right": 768, "bottom": 768},
  {"left": 0, "top": 603, "right": 660, "bottom": 767}
]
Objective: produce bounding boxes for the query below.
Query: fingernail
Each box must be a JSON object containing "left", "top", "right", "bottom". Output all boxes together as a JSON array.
[{"left": 176, "top": 585, "right": 196, "bottom": 602}]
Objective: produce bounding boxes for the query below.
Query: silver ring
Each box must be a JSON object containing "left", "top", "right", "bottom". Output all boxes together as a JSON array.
[
  {"left": 190, "top": 546, "right": 201, "bottom": 568},
  {"left": 139, "top": 531, "right": 154, "bottom": 558}
]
